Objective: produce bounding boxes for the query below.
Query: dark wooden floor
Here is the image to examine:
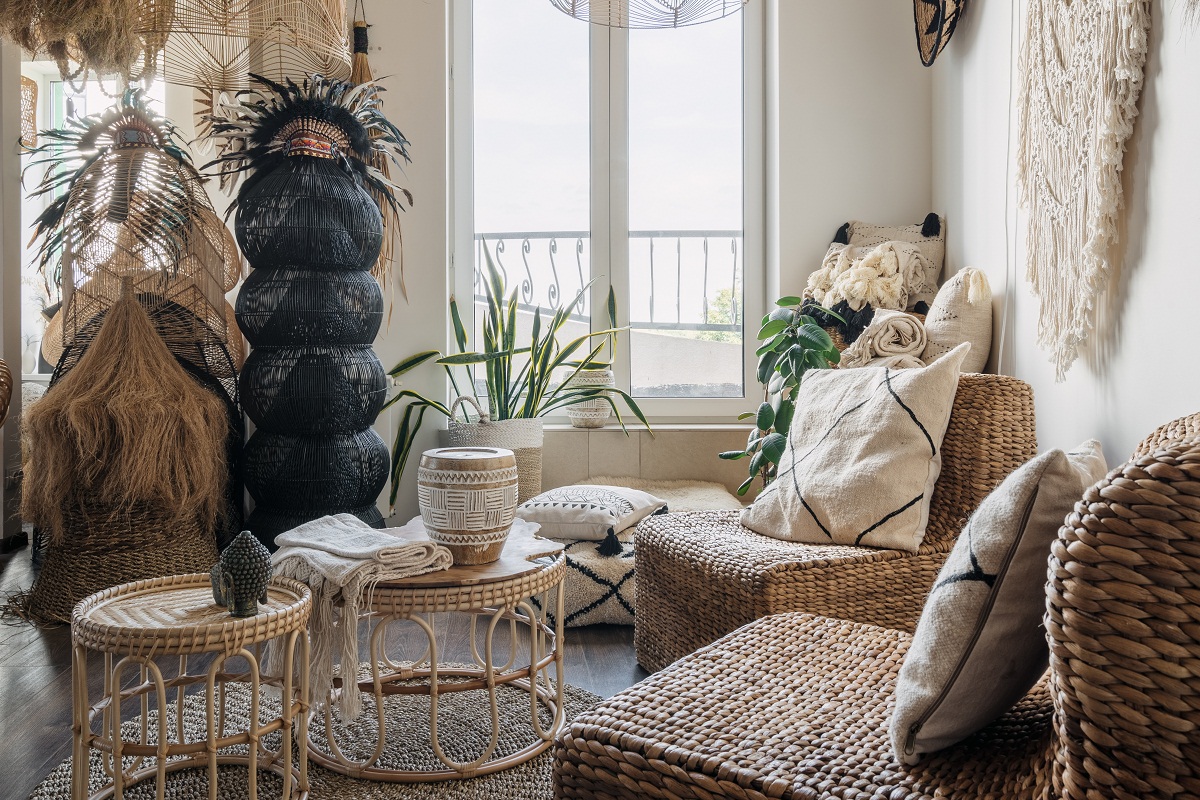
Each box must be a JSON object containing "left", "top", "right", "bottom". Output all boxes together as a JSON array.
[{"left": 0, "top": 543, "right": 648, "bottom": 800}]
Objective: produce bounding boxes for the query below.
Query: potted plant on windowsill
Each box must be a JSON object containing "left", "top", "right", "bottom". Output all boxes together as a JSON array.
[
  {"left": 719, "top": 297, "right": 841, "bottom": 496},
  {"left": 384, "top": 246, "right": 650, "bottom": 507}
]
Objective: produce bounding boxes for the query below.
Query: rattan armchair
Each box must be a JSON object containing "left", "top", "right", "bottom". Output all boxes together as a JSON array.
[
  {"left": 634, "top": 373, "right": 1038, "bottom": 672},
  {"left": 555, "top": 414, "right": 1200, "bottom": 799}
]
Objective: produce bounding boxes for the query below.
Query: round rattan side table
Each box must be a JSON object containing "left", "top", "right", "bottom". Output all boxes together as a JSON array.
[
  {"left": 70, "top": 573, "right": 312, "bottom": 800},
  {"left": 307, "top": 527, "right": 566, "bottom": 782}
]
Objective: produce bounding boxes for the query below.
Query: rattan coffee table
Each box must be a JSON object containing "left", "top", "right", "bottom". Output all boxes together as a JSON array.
[
  {"left": 307, "top": 527, "right": 566, "bottom": 782},
  {"left": 70, "top": 573, "right": 312, "bottom": 800}
]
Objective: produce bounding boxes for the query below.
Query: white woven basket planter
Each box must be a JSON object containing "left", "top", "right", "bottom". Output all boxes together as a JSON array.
[
  {"left": 417, "top": 446, "right": 519, "bottom": 565},
  {"left": 446, "top": 397, "right": 545, "bottom": 504},
  {"left": 565, "top": 368, "right": 615, "bottom": 429}
]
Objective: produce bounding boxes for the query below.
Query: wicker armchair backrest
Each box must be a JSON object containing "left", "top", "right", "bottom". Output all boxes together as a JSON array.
[
  {"left": 1046, "top": 427, "right": 1200, "bottom": 800},
  {"left": 920, "top": 373, "right": 1038, "bottom": 553}
]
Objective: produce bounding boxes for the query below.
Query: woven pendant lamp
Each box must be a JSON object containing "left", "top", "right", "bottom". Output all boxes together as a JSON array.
[
  {"left": 548, "top": 0, "right": 748, "bottom": 28},
  {"left": 135, "top": 0, "right": 351, "bottom": 91}
]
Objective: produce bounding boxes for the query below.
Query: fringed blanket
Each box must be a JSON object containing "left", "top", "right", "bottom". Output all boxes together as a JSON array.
[
  {"left": 1017, "top": 0, "right": 1151, "bottom": 380},
  {"left": 269, "top": 514, "right": 452, "bottom": 720}
]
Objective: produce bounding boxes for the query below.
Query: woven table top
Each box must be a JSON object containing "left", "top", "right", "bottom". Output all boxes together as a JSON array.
[
  {"left": 72, "top": 573, "right": 311, "bottom": 657},
  {"left": 368, "top": 527, "right": 565, "bottom": 616}
]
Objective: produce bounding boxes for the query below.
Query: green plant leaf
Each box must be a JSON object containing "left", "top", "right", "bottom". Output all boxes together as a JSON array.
[
  {"left": 755, "top": 335, "right": 784, "bottom": 357},
  {"left": 607, "top": 285, "right": 617, "bottom": 329},
  {"left": 756, "top": 401, "right": 774, "bottom": 431},
  {"left": 757, "top": 351, "right": 779, "bottom": 385},
  {"left": 736, "top": 475, "right": 755, "bottom": 496},
  {"left": 718, "top": 450, "right": 748, "bottom": 460},
  {"left": 776, "top": 295, "right": 803, "bottom": 307},
  {"left": 775, "top": 398, "right": 795, "bottom": 435},
  {"left": 449, "top": 295, "right": 469, "bottom": 352},
  {"left": 737, "top": 411, "right": 755, "bottom": 421},
  {"left": 796, "top": 324, "right": 834, "bottom": 352},
  {"left": 437, "top": 351, "right": 511, "bottom": 366},
  {"left": 380, "top": 389, "right": 450, "bottom": 417},
  {"left": 761, "top": 432, "right": 787, "bottom": 464},
  {"left": 768, "top": 307, "right": 793, "bottom": 323},
  {"left": 388, "top": 349, "right": 441, "bottom": 377},
  {"left": 825, "top": 346, "right": 841, "bottom": 365},
  {"left": 757, "top": 319, "right": 788, "bottom": 340},
  {"left": 749, "top": 451, "right": 764, "bottom": 475}
]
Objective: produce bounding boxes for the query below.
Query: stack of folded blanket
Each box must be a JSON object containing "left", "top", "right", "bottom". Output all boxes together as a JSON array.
[
  {"left": 269, "top": 513, "right": 452, "bottom": 720},
  {"left": 840, "top": 309, "right": 928, "bottom": 369}
]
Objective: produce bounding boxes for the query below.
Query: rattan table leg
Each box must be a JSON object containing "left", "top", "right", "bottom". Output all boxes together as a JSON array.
[{"left": 72, "top": 644, "right": 89, "bottom": 800}]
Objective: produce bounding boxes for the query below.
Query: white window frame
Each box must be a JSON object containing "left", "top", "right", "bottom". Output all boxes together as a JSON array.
[{"left": 450, "top": 0, "right": 764, "bottom": 423}]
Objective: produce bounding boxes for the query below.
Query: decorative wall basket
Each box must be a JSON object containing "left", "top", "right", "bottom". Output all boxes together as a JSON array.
[
  {"left": 417, "top": 447, "right": 518, "bottom": 565},
  {"left": 565, "top": 368, "right": 615, "bottom": 429},
  {"left": 447, "top": 397, "right": 544, "bottom": 504}
]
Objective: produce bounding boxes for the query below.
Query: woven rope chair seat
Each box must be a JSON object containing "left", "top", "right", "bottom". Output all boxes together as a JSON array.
[
  {"left": 634, "top": 373, "right": 1037, "bottom": 672},
  {"left": 555, "top": 612, "right": 1054, "bottom": 800},
  {"left": 72, "top": 573, "right": 312, "bottom": 657}
]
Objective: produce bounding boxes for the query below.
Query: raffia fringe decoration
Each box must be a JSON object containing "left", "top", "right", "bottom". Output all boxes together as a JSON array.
[
  {"left": 21, "top": 292, "right": 229, "bottom": 544},
  {"left": 1016, "top": 0, "right": 1150, "bottom": 381}
]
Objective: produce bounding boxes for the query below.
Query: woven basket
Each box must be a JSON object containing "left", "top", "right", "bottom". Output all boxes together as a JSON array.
[
  {"left": 23, "top": 502, "right": 218, "bottom": 624},
  {"left": 565, "top": 368, "right": 615, "bottom": 429},
  {"left": 447, "top": 397, "right": 544, "bottom": 504}
]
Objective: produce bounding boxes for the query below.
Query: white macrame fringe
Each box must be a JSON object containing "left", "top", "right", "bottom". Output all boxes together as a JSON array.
[{"left": 1016, "top": 0, "right": 1150, "bottom": 381}]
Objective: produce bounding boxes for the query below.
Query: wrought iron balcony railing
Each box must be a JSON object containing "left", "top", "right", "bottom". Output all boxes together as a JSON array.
[{"left": 474, "top": 231, "right": 743, "bottom": 335}]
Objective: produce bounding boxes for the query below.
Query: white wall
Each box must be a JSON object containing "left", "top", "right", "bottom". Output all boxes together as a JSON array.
[
  {"left": 773, "top": 1, "right": 933, "bottom": 298},
  {"left": 932, "top": 1, "right": 1200, "bottom": 461},
  {"left": 350, "top": 0, "right": 451, "bottom": 523}
]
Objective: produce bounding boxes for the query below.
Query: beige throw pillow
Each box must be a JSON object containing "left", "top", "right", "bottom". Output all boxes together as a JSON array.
[
  {"left": 922, "top": 267, "right": 993, "bottom": 373},
  {"left": 740, "top": 343, "right": 969, "bottom": 553},
  {"left": 890, "top": 440, "right": 1108, "bottom": 764}
]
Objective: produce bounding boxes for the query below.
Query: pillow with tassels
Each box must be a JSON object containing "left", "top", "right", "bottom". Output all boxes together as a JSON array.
[{"left": 516, "top": 485, "right": 667, "bottom": 555}]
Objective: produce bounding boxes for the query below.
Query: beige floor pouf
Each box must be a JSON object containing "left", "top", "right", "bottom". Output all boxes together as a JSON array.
[{"left": 539, "top": 477, "right": 743, "bottom": 627}]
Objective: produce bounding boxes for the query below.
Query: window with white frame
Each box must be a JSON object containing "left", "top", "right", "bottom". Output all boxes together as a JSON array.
[{"left": 456, "top": 0, "right": 761, "bottom": 418}]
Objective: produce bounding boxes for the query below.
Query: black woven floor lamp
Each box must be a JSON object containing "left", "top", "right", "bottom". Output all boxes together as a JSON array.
[{"left": 207, "top": 74, "right": 412, "bottom": 547}]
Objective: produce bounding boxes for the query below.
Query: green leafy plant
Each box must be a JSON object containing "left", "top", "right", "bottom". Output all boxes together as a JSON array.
[
  {"left": 383, "top": 245, "right": 651, "bottom": 508},
  {"left": 719, "top": 296, "right": 841, "bottom": 495}
]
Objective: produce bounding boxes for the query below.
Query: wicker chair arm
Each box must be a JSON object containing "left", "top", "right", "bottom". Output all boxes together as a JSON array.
[{"left": 1046, "top": 435, "right": 1200, "bottom": 800}]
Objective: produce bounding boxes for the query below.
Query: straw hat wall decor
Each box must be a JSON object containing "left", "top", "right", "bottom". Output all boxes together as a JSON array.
[{"left": 914, "top": 0, "right": 968, "bottom": 66}]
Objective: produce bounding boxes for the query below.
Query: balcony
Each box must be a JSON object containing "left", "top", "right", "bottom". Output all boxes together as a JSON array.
[{"left": 474, "top": 231, "right": 745, "bottom": 398}]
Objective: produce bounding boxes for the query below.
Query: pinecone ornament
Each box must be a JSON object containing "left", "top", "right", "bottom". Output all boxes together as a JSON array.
[{"left": 212, "top": 530, "right": 273, "bottom": 617}]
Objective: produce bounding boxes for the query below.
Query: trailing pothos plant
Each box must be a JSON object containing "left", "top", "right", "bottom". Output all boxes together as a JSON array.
[
  {"left": 719, "top": 296, "right": 841, "bottom": 495},
  {"left": 383, "top": 244, "right": 650, "bottom": 508}
]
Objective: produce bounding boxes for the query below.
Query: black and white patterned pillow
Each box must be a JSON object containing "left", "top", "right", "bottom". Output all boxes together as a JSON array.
[
  {"left": 516, "top": 485, "right": 667, "bottom": 549},
  {"left": 741, "top": 343, "right": 969, "bottom": 552}
]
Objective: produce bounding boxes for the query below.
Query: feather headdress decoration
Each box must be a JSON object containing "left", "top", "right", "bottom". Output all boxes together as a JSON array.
[{"left": 205, "top": 74, "right": 413, "bottom": 225}]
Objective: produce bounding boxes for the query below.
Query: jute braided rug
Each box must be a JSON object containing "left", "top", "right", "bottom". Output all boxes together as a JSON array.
[{"left": 30, "top": 664, "right": 599, "bottom": 800}]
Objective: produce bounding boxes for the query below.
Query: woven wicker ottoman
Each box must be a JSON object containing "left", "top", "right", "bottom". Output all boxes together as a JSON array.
[
  {"left": 634, "top": 373, "right": 1036, "bottom": 672},
  {"left": 556, "top": 612, "right": 1054, "bottom": 799}
]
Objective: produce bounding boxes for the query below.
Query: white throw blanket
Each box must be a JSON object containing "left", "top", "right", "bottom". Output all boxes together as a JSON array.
[
  {"left": 842, "top": 309, "right": 929, "bottom": 369},
  {"left": 269, "top": 514, "right": 452, "bottom": 720},
  {"left": 808, "top": 241, "right": 936, "bottom": 312}
]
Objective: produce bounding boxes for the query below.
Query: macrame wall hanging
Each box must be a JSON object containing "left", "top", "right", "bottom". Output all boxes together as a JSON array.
[{"left": 1016, "top": 0, "right": 1151, "bottom": 381}]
